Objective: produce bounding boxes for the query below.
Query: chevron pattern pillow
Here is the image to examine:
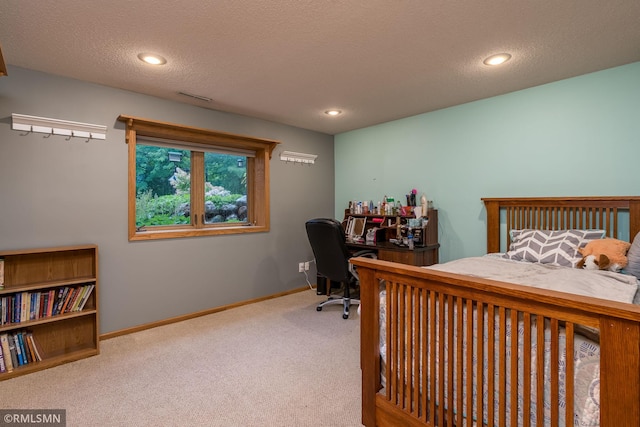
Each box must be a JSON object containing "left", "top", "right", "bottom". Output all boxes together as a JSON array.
[{"left": 503, "top": 229, "right": 605, "bottom": 268}]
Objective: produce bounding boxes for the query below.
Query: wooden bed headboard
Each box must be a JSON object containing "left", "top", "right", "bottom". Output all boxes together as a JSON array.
[{"left": 482, "top": 196, "right": 640, "bottom": 254}]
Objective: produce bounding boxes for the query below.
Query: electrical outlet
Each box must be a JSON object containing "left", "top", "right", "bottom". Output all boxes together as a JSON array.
[
  {"left": 298, "top": 262, "right": 305, "bottom": 273},
  {"left": 304, "top": 261, "right": 310, "bottom": 271}
]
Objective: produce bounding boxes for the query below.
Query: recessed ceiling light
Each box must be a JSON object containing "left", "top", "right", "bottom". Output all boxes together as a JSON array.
[
  {"left": 483, "top": 53, "right": 512, "bottom": 66},
  {"left": 137, "top": 53, "right": 167, "bottom": 65},
  {"left": 324, "top": 110, "right": 342, "bottom": 116}
]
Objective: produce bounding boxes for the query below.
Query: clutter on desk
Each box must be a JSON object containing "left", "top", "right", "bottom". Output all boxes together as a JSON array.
[
  {"left": 344, "top": 190, "right": 434, "bottom": 249},
  {"left": 402, "top": 219, "right": 429, "bottom": 247},
  {"left": 349, "top": 191, "right": 432, "bottom": 217},
  {"left": 406, "top": 188, "right": 418, "bottom": 207},
  {"left": 345, "top": 216, "right": 367, "bottom": 242},
  {"left": 365, "top": 228, "right": 378, "bottom": 244}
]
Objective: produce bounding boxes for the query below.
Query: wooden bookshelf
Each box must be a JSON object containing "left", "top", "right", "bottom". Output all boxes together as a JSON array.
[{"left": 0, "top": 245, "right": 99, "bottom": 380}]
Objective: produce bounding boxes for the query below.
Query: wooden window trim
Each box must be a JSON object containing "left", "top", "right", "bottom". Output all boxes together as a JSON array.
[{"left": 118, "top": 115, "right": 279, "bottom": 241}]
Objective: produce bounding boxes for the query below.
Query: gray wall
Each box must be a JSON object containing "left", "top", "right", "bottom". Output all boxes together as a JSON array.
[{"left": 0, "top": 66, "right": 334, "bottom": 334}]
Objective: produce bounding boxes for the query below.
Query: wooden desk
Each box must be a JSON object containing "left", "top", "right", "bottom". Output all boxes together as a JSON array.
[
  {"left": 316, "top": 208, "right": 440, "bottom": 295},
  {"left": 343, "top": 208, "right": 439, "bottom": 267},
  {"left": 346, "top": 240, "right": 440, "bottom": 267},
  {"left": 316, "top": 240, "right": 440, "bottom": 295}
]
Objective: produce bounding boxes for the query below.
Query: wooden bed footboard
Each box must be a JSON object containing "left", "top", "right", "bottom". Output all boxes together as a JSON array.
[
  {"left": 355, "top": 196, "right": 640, "bottom": 426},
  {"left": 354, "top": 258, "right": 640, "bottom": 427}
]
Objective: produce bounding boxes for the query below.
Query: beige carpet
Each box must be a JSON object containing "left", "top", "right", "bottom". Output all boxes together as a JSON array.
[{"left": 0, "top": 290, "right": 364, "bottom": 427}]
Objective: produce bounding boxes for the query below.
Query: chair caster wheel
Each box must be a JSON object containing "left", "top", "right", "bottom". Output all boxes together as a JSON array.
[
  {"left": 343, "top": 313, "right": 349, "bottom": 319},
  {"left": 316, "top": 306, "right": 322, "bottom": 311}
]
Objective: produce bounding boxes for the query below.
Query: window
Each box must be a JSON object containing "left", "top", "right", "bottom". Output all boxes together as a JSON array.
[{"left": 119, "top": 115, "right": 279, "bottom": 241}]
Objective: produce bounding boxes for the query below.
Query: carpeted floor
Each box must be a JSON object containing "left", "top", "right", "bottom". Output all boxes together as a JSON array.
[{"left": 0, "top": 290, "right": 364, "bottom": 426}]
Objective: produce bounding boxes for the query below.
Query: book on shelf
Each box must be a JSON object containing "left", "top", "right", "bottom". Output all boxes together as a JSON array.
[
  {"left": 0, "top": 331, "right": 43, "bottom": 372},
  {"left": 19, "top": 332, "right": 30, "bottom": 364},
  {"left": 13, "top": 332, "right": 24, "bottom": 366},
  {"left": 1, "top": 296, "right": 6, "bottom": 325},
  {"left": 53, "top": 287, "right": 68, "bottom": 316},
  {"left": 13, "top": 293, "right": 20, "bottom": 323},
  {"left": 0, "top": 342, "right": 6, "bottom": 373},
  {"left": 0, "top": 333, "right": 13, "bottom": 372},
  {"left": 77, "top": 284, "right": 95, "bottom": 311},
  {"left": 6, "top": 334, "right": 18, "bottom": 368},
  {"left": 26, "top": 333, "right": 42, "bottom": 362},
  {"left": 16, "top": 294, "right": 21, "bottom": 322},
  {"left": 69, "top": 288, "right": 82, "bottom": 312},
  {"left": 59, "top": 287, "right": 77, "bottom": 314},
  {"left": 65, "top": 287, "right": 78, "bottom": 313},
  {"left": 0, "top": 284, "right": 95, "bottom": 325},
  {"left": 21, "top": 291, "right": 29, "bottom": 323},
  {"left": 2, "top": 295, "right": 13, "bottom": 324},
  {"left": 29, "top": 292, "right": 37, "bottom": 321},
  {"left": 25, "top": 333, "right": 35, "bottom": 362},
  {"left": 0, "top": 257, "right": 4, "bottom": 289},
  {"left": 20, "top": 331, "right": 33, "bottom": 363},
  {"left": 39, "top": 292, "right": 47, "bottom": 319},
  {"left": 70, "top": 286, "right": 87, "bottom": 312},
  {"left": 46, "top": 289, "right": 55, "bottom": 317},
  {"left": 34, "top": 292, "right": 42, "bottom": 320},
  {"left": 68, "top": 285, "right": 89, "bottom": 313}
]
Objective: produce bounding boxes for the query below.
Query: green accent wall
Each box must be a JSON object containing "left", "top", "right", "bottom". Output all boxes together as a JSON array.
[{"left": 335, "top": 62, "right": 640, "bottom": 262}]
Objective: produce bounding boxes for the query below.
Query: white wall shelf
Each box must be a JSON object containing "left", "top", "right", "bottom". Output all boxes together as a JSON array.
[
  {"left": 12, "top": 113, "right": 107, "bottom": 140},
  {"left": 280, "top": 150, "right": 317, "bottom": 165}
]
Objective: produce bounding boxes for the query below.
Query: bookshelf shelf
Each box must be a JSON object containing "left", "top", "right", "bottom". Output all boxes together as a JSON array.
[
  {"left": 0, "top": 277, "right": 97, "bottom": 295},
  {"left": 0, "top": 309, "right": 98, "bottom": 333},
  {"left": 0, "top": 245, "right": 99, "bottom": 380},
  {"left": 0, "top": 348, "right": 99, "bottom": 381}
]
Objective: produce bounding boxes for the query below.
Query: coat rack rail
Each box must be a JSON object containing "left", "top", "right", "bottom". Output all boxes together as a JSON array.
[{"left": 11, "top": 113, "right": 107, "bottom": 140}]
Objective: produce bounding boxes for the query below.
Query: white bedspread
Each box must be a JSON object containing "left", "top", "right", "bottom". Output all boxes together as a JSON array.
[{"left": 426, "top": 255, "right": 639, "bottom": 304}]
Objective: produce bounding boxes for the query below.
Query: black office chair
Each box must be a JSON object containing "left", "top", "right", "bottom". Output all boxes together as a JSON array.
[{"left": 305, "top": 218, "right": 376, "bottom": 319}]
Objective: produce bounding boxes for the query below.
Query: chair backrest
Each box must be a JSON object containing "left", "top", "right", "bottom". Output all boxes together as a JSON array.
[{"left": 305, "top": 218, "right": 352, "bottom": 283}]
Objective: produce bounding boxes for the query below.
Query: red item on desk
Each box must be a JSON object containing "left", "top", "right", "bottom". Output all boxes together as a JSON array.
[{"left": 371, "top": 218, "right": 384, "bottom": 224}]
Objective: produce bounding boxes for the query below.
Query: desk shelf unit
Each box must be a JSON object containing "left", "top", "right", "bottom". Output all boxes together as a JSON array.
[
  {"left": 343, "top": 208, "right": 439, "bottom": 266},
  {"left": 0, "top": 245, "right": 99, "bottom": 381}
]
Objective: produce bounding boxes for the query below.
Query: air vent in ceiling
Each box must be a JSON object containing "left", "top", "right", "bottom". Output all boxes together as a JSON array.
[{"left": 178, "top": 91, "right": 212, "bottom": 102}]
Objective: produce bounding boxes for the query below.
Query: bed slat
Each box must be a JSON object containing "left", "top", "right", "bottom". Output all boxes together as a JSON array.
[
  {"left": 464, "top": 299, "right": 473, "bottom": 427},
  {"left": 523, "top": 312, "right": 532, "bottom": 427},
  {"left": 509, "top": 309, "right": 518, "bottom": 427},
  {"left": 565, "top": 323, "right": 575, "bottom": 427}
]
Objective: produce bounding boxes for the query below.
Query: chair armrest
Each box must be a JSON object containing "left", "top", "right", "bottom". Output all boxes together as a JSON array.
[
  {"left": 352, "top": 250, "right": 377, "bottom": 258},
  {"left": 349, "top": 250, "right": 376, "bottom": 281}
]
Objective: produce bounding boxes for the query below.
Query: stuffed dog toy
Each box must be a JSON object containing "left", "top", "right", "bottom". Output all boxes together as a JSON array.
[{"left": 577, "top": 238, "right": 631, "bottom": 272}]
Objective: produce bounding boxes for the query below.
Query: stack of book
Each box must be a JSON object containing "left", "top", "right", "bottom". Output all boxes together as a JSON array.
[
  {"left": 0, "top": 284, "right": 95, "bottom": 325},
  {"left": 0, "top": 330, "right": 43, "bottom": 373}
]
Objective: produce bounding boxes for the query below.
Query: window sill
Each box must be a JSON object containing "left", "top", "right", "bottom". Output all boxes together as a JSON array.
[{"left": 129, "top": 225, "right": 269, "bottom": 241}]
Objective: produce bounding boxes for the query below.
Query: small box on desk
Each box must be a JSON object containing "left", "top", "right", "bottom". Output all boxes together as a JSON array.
[
  {"left": 400, "top": 209, "right": 438, "bottom": 247},
  {"left": 365, "top": 227, "right": 387, "bottom": 244},
  {"left": 400, "top": 226, "right": 428, "bottom": 247}
]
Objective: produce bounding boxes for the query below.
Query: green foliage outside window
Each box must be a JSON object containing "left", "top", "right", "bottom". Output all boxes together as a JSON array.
[{"left": 135, "top": 145, "right": 247, "bottom": 227}]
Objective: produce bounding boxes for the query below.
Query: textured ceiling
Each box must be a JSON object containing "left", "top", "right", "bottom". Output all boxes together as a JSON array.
[{"left": 1, "top": 0, "right": 639, "bottom": 135}]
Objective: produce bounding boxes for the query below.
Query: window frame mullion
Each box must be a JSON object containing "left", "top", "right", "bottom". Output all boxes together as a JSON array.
[{"left": 190, "top": 151, "right": 205, "bottom": 229}]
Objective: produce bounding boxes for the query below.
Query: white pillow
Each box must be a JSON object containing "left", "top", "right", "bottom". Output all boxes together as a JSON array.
[{"left": 503, "top": 229, "right": 605, "bottom": 268}]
